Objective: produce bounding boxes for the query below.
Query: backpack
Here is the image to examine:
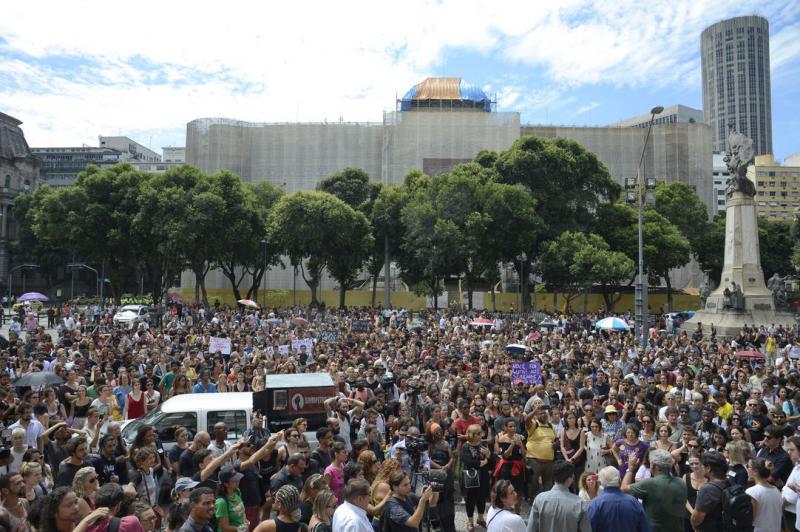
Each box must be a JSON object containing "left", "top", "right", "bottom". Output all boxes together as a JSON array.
[{"left": 712, "top": 479, "right": 753, "bottom": 531}]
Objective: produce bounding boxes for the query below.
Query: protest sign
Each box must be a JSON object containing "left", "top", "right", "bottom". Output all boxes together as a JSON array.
[
  {"left": 351, "top": 320, "right": 371, "bottom": 332},
  {"left": 278, "top": 345, "right": 290, "bottom": 355},
  {"left": 318, "top": 331, "right": 339, "bottom": 344},
  {"left": 209, "top": 337, "right": 232, "bottom": 355},
  {"left": 511, "top": 360, "right": 542, "bottom": 385}
]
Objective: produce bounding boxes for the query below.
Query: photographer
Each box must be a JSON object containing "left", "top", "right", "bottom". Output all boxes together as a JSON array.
[
  {"left": 390, "top": 427, "right": 430, "bottom": 477},
  {"left": 385, "top": 471, "right": 438, "bottom": 532}
]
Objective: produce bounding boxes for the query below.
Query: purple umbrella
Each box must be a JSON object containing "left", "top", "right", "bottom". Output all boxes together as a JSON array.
[{"left": 17, "top": 292, "right": 48, "bottom": 302}]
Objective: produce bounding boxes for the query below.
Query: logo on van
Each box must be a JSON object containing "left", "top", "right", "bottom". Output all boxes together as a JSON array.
[{"left": 292, "top": 393, "right": 305, "bottom": 411}]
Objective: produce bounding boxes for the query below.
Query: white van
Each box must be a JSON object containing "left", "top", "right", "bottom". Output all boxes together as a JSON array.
[{"left": 121, "top": 392, "right": 253, "bottom": 450}]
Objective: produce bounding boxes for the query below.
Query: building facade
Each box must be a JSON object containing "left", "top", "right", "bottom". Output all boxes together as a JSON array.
[
  {"left": 712, "top": 153, "right": 731, "bottom": 214},
  {"left": 749, "top": 154, "right": 800, "bottom": 219},
  {"left": 31, "top": 147, "right": 126, "bottom": 187},
  {"left": 0, "top": 112, "right": 45, "bottom": 282},
  {"left": 610, "top": 104, "right": 704, "bottom": 128},
  {"left": 98, "top": 136, "right": 161, "bottom": 162},
  {"left": 701, "top": 16, "right": 772, "bottom": 155}
]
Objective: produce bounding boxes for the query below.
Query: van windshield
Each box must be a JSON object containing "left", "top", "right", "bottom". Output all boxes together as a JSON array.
[{"left": 121, "top": 405, "right": 165, "bottom": 444}]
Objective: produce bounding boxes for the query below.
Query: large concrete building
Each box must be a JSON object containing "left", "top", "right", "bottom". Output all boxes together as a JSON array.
[
  {"left": 0, "top": 112, "right": 45, "bottom": 283},
  {"left": 701, "top": 16, "right": 772, "bottom": 155},
  {"left": 184, "top": 77, "right": 714, "bottom": 294},
  {"left": 610, "top": 104, "right": 704, "bottom": 128}
]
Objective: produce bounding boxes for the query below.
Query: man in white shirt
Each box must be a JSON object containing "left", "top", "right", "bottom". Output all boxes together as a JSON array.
[
  {"left": 332, "top": 479, "right": 373, "bottom": 532},
  {"left": 8, "top": 403, "right": 44, "bottom": 451},
  {"left": 781, "top": 437, "right": 800, "bottom": 531}
]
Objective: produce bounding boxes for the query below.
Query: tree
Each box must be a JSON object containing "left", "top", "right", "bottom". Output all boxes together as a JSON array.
[
  {"left": 245, "top": 181, "right": 286, "bottom": 301},
  {"left": 538, "top": 231, "right": 633, "bottom": 312},
  {"left": 642, "top": 209, "right": 691, "bottom": 312},
  {"left": 655, "top": 181, "right": 709, "bottom": 251},
  {"left": 269, "top": 191, "right": 370, "bottom": 307},
  {"left": 371, "top": 185, "right": 408, "bottom": 306},
  {"left": 758, "top": 217, "right": 794, "bottom": 279},
  {"left": 694, "top": 214, "right": 726, "bottom": 283},
  {"left": 316, "top": 167, "right": 371, "bottom": 209},
  {"left": 495, "top": 135, "right": 620, "bottom": 309}
]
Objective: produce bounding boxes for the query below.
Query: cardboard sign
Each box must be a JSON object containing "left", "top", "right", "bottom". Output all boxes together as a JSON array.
[
  {"left": 351, "top": 319, "right": 371, "bottom": 332},
  {"left": 291, "top": 338, "right": 314, "bottom": 353},
  {"left": 318, "top": 331, "right": 339, "bottom": 344},
  {"left": 278, "top": 345, "right": 290, "bottom": 355},
  {"left": 512, "top": 360, "right": 542, "bottom": 385},
  {"left": 209, "top": 337, "right": 231, "bottom": 355}
]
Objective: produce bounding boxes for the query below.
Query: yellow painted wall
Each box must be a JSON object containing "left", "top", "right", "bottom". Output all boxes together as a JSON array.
[{"left": 178, "top": 288, "right": 699, "bottom": 312}]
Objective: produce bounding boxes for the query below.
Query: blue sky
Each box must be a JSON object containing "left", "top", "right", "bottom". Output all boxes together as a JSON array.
[{"left": 1, "top": 0, "right": 799, "bottom": 160}]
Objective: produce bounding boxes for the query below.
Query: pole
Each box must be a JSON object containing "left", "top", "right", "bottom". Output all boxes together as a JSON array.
[
  {"left": 383, "top": 235, "right": 390, "bottom": 308},
  {"left": 293, "top": 265, "right": 297, "bottom": 306},
  {"left": 100, "top": 261, "right": 105, "bottom": 310},
  {"left": 262, "top": 240, "right": 268, "bottom": 309}
]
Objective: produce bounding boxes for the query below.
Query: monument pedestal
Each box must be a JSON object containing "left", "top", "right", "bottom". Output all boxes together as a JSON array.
[{"left": 682, "top": 192, "right": 795, "bottom": 337}]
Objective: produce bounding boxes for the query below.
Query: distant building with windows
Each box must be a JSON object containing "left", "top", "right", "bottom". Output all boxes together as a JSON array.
[
  {"left": 712, "top": 153, "right": 731, "bottom": 214},
  {"left": 162, "top": 146, "right": 185, "bottom": 163},
  {"left": 0, "top": 112, "right": 44, "bottom": 282},
  {"left": 98, "top": 136, "right": 161, "bottom": 162},
  {"left": 609, "top": 104, "right": 704, "bottom": 128},
  {"left": 749, "top": 154, "right": 800, "bottom": 219},
  {"left": 31, "top": 146, "right": 126, "bottom": 187},
  {"left": 32, "top": 135, "right": 163, "bottom": 186},
  {"left": 701, "top": 16, "right": 772, "bottom": 155}
]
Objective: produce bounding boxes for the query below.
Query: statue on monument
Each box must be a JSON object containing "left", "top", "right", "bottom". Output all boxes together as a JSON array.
[
  {"left": 723, "top": 281, "right": 745, "bottom": 310},
  {"left": 699, "top": 276, "right": 714, "bottom": 308},
  {"left": 723, "top": 129, "right": 756, "bottom": 198},
  {"left": 768, "top": 273, "right": 790, "bottom": 311}
]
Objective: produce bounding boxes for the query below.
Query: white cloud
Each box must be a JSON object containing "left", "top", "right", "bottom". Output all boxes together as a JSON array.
[{"left": 0, "top": 0, "right": 798, "bottom": 150}]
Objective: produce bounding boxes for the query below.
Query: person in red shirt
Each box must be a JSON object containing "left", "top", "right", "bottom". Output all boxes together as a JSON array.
[{"left": 452, "top": 399, "right": 482, "bottom": 451}]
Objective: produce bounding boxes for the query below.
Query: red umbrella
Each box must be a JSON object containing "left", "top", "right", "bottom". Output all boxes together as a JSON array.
[
  {"left": 470, "top": 318, "right": 493, "bottom": 327},
  {"left": 735, "top": 350, "right": 764, "bottom": 359},
  {"left": 293, "top": 316, "right": 309, "bottom": 327}
]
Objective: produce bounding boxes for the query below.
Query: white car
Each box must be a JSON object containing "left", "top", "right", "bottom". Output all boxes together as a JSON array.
[{"left": 113, "top": 304, "right": 150, "bottom": 325}]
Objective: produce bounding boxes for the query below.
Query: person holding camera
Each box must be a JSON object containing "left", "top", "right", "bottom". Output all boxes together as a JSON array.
[
  {"left": 390, "top": 426, "right": 430, "bottom": 478},
  {"left": 384, "top": 471, "right": 438, "bottom": 532}
]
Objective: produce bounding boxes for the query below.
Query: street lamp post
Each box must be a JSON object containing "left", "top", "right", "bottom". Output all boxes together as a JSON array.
[
  {"left": 66, "top": 263, "right": 99, "bottom": 299},
  {"left": 632, "top": 105, "right": 663, "bottom": 348},
  {"left": 7, "top": 263, "right": 39, "bottom": 309},
  {"left": 261, "top": 239, "right": 268, "bottom": 309}
]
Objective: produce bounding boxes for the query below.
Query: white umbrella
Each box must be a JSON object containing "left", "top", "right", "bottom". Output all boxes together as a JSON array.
[
  {"left": 237, "top": 299, "right": 260, "bottom": 309},
  {"left": 594, "top": 317, "right": 630, "bottom": 331}
]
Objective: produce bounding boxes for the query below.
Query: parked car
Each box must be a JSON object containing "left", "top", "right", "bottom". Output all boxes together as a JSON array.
[{"left": 112, "top": 304, "right": 150, "bottom": 325}]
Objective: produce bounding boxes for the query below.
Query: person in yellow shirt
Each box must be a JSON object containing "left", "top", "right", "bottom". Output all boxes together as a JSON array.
[
  {"left": 524, "top": 406, "right": 557, "bottom": 500},
  {"left": 714, "top": 392, "right": 733, "bottom": 422},
  {"left": 765, "top": 334, "right": 777, "bottom": 368}
]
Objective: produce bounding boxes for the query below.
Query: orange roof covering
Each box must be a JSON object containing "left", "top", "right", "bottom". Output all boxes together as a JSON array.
[{"left": 414, "top": 77, "right": 462, "bottom": 100}]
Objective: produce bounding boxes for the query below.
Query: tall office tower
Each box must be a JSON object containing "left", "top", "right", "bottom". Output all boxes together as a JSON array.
[{"left": 701, "top": 16, "right": 772, "bottom": 155}]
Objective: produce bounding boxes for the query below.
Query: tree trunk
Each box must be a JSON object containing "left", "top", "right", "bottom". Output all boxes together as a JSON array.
[
  {"left": 200, "top": 277, "right": 209, "bottom": 307},
  {"left": 490, "top": 284, "right": 497, "bottom": 312},
  {"left": 519, "top": 261, "right": 531, "bottom": 311},
  {"left": 371, "top": 275, "right": 378, "bottom": 308},
  {"left": 583, "top": 286, "right": 590, "bottom": 314},
  {"left": 339, "top": 286, "right": 346, "bottom": 309},
  {"left": 552, "top": 291, "right": 558, "bottom": 312}
]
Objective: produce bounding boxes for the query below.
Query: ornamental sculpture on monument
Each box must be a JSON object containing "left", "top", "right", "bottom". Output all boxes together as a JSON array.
[{"left": 681, "top": 129, "right": 796, "bottom": 337}]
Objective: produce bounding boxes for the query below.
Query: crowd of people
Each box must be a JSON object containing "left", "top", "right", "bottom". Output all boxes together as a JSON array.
[{"left": 0, "top": 302, "right": 798, "bottom": 532}]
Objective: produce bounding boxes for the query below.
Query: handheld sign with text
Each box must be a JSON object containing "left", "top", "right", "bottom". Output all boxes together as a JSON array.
[
  {"left": 511, "top": 360, "right": 542, "bottom": 385},
  {"left": 351, "top": 320, "right": 371, "bottom": 333},
  {"left": 208, "top": 337, "right": 232, "bottom": 355},
  {"left": 318, "top": 331, "right": 339, "bottom": 344}
]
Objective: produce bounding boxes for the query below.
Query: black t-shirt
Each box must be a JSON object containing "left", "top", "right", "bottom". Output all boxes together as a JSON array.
[
  {"left": 56, "top": 461, "right": 85, "bottom": 487},
  {"left": 694, "top": 480, "right": 725, "bottom": 532},
  {"left": 235, "top": 463, "right": 261, "bottom": 507},
  {"left": 386, "top": 494, "right": 422, "bottom": 532},
  {"left": 178, "top": 448, "right": 196, "bottom": 477}
]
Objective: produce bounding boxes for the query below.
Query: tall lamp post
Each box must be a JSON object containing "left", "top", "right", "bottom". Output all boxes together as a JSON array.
[
  {"left": 66, "top": 263, "right": 99, "bottom": 299},
  {"left": 7, "top": 263, "right": 39, "bottom": 309},
  {"left": 261, "top": 239, "right": 268, "bottom": 309},
  {"left": 628, "top": 105, "right": 663, "bottom": 348}
]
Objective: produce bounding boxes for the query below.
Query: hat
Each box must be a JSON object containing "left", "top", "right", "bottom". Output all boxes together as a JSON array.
[
  {"left": 173, "top": 477, "right": 199, "bottom": 494},
  {"left": 514, "top": 379, "right": 524, "bottom": 385},
  {"left": 219, "top": 464, "right": 244, "bottom": 483},
  {"left": 604, "top": 405, "right": 618, "bottom": 415}
]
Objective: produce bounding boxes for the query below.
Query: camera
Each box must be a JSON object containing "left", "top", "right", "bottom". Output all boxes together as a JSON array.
[
  {"left": 405, "top": 434, "right": 428, "bottom": 454},
  {"left": 418, "top": 469, "right": 447, "bottom": 493}
]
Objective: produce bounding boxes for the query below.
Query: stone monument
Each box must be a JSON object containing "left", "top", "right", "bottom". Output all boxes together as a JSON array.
[{"left": 682, "top": 130, "right": 795, "bottom": 336}]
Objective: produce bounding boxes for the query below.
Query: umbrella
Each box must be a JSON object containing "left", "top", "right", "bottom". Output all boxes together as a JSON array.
[
  {"left": 15, "top": 372, "right": 63, "bottom": 387},
  {"left": 471, "top": 318, "right": 493, "bottom": 327},
  {"left": 17, "top": 292, "right": 48, "bottom": 302},
  {"left": 735, "top": 350, "right": 765, "bottom": 359},
  {"left": 293, "top": 316, "right": 309, "bottom": 327},
  {"left": 595, "top": 317, "right": 630, "bottom": 331},
  {"left": 506, "top": 344, "right": 528, "bottom": 354},
  {"left": 408, "top": 319, "right": 424, "bottom": 330},
  {"left": 237, "top": 299, "right": 260, "bottom": 309}
]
